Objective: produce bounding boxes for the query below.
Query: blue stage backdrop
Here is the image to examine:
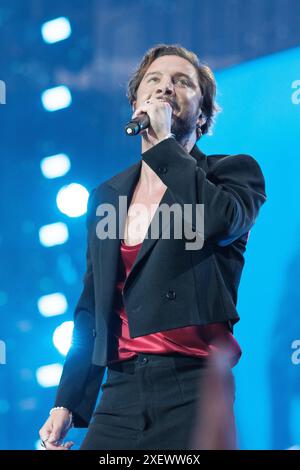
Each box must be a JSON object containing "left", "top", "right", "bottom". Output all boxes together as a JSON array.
[{"left": 0, "top": 6, "right": 299, "bottom": 450}]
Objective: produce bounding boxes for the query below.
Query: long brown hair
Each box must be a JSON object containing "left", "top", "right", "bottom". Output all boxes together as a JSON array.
[{"left": 126, "top": 44, "right": 221, "bottom": 140}]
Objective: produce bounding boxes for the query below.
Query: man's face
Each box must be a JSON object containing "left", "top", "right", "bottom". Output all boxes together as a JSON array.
[{"left": 133, "top": 55, "right": 204, "bottom": 141}]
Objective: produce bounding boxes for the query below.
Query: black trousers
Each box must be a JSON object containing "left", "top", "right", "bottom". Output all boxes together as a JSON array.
[{"left": 80, "top": 352, "right": 236, "bottom": 450}]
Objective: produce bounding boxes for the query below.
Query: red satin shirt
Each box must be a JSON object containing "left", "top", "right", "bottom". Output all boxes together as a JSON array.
[{"left": 108, "top": 239, "right": 242, "bottom": 368}]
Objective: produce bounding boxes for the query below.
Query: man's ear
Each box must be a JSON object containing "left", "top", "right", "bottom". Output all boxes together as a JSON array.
[
  {"left": 132, "top": 101, "right": 136, "bottom": 113},
  {"left": 197, "top": 111, "right": 207, "bottom": 127}
]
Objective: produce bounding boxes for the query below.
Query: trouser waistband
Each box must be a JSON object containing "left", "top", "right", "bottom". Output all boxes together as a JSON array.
[{"left": 108, "top": 352, "right": 208, "bottom": 373}]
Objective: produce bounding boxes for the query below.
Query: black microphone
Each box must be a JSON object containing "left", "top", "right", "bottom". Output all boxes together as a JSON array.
[{"left": 124, "top": 113, "right": 150, "bottom": 136}]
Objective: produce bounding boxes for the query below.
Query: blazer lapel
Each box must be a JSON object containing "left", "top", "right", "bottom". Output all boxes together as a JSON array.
[
  {"left": 191, "top": 142, "right": 209, "bottom": 173},
  {"left": 99, "top": 142, "right": 208, "bottom": 322}
]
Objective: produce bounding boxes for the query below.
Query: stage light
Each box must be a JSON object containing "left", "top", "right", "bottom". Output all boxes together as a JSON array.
[
  {"left": 41, "top": 86, "right": 72, "bottom": 112},
  {"left": 56, "top": 183, "right": 89, "bottom": 217},
  {"left": 39, "top": 222, "right": 69, "bottom": 247},
  {"left": 36, "top": 363, "right": 63, "bottom": 388},
  {"left": 41, "top": 17, "right": 72, "bottom": 44},
  {"left": 53, "top": 321, "right": 74, "bottom": 356},
  {"left": 40, "top": 153, "right": 71, "bottom": 179},
  {"left": 37, "top": 293, "right": 68, "bottom": 317}
]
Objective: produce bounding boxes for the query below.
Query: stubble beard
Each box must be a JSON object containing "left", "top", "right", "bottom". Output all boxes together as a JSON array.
[{"left": 170, "top": 112, "right": 198, "bottom": 144}]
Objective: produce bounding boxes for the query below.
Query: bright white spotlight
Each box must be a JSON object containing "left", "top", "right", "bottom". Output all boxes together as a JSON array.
[
  {"left": 39, "top": 222, "right": 69, "bottom": 247},
  {"left": 41, "top": 86, "right": 72, "bottom": 112},
  {"left": 53, "top": 321, "right": 74, "bottom": 356},
  {"left": 56, "top": 183, "right": 89, "bottom": 217},
  {"left": 41, "top": 17, "right": 72, "bottom": 44},
  {"left": 36, "top": 363, "right": 63, "bottom": 388},
  {"left": 40, "top": 153, "right": 71, "bottom": 179},
  {"left": 37, "top": 293, "right": 68, "bottom": 317}
]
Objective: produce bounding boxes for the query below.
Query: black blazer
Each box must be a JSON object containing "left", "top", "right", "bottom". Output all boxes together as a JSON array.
[{"left": 54, "top": 137, "right": 267, "bottom": 427}]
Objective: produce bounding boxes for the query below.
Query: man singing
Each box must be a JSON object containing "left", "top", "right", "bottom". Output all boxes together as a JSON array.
[{"left": 39, "top": 44, "right": 267, "bottom": 450}]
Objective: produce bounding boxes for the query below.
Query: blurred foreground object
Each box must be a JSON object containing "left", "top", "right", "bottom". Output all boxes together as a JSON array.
[{"left": 189, "top": 344, "right": 237, "bottom": 449}]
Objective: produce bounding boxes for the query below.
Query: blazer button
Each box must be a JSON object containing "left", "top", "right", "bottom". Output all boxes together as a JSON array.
[
  {"left": 165, "top": 289, "right": 176, "bottom": 300},
  {"left": 92, "top": 328, "right": 97, "bottom": 338},
  {"left": 158, "top": 166, "right": 168, "bottom": 174}
]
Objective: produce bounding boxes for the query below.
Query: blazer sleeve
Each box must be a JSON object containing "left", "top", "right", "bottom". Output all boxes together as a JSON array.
[
  {"left": 53, "top": 189, "right": 105, "bottom": 428},
  {"left": 141, "top": 138, "right": 267, "bottom": 247}
]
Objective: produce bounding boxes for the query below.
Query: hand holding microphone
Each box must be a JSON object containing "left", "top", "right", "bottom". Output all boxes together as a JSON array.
[
  {"left": 124, "top": 98, "right": 173, "bottom": 138},
  {"left": 124, "top": 112, "right": 150, "bottom": 136}
]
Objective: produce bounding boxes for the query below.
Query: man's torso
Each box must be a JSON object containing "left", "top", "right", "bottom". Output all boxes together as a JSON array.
[{"left": 123, "top": 177, "right": 167, "bottom": 246}]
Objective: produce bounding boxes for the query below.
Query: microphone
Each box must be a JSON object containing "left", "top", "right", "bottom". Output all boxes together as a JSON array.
[{"left": 124, "top": 113, "right": 150, "bottom": 136}]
